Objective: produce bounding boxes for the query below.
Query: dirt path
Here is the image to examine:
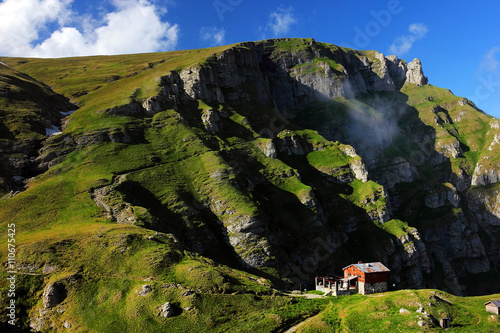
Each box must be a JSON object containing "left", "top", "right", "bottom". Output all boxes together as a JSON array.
[{"left": 284, "top": 301, "right": 333, "bottom": 333}]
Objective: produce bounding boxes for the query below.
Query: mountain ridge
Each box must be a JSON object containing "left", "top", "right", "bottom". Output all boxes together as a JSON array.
[{"left": 0, "top": 38, "right": 499, "bottom": 331}]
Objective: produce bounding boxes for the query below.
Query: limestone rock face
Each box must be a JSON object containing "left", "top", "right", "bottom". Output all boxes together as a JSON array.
[
  {"left": 290, "top": 61, "right": 354, "bottom": 99},
  {"left": 405, "top": 58, "right": 428, "bottom": 86},
  {"left": 468, "top": 189, "right": 500, "bottom": 227},
  {"left": 157, "top": 41, "right": 430, "bottom": 122},
  {"left": 385, "top": 55, "right": 408, "bottom": 89},
  {"left": 276, "top": 133, "right": 313, "bottom": 156},
  {"left": 383, "top": 227, "right": 431, "bottom": 289},
  {"left": 472, "top": 163, "right": 500, "bottom": 186},
  {"left": 420, "top": 210, "right": 490, "bottom": 294},
  {"left": 424, "top": 186, "right": 460, "bottom": 208},
  {"left": 91, "top": 185, "right": 137, "bottom": 225},
  {"left": 42, "top": 282, "right": 67, "bottom": 308},
  {"left": 142, "top": 72, "right": 185, "bottom": 113},
  {"left": 350, "top": 158, "right": 369, "bottom": 182},
  {"left": 0, "top": 65, "right": 76, "bottom": 194},
  {"left": 257, "top": 139, "right": 278, "bottom": 159},
  {"left": 339, "top": 145, "right": 369, "bottom": 182},
  {"left": 206, "top": 164, "right": 275, "bottom": 268},
  {"left": 375, "top": 158, "right": 420, "bottom": 188},
  {"left": 369, "top": 52, "right": 397, "bottom": 91},
  {"left": 201, "top": 109, "right": 221, "bottom": 132},
  {"left": 467, "top": 187, "right": 500, "bottom": 275}
]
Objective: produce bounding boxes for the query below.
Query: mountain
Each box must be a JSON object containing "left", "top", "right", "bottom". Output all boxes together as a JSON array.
[{"left": 0, "top": 38, "right": 499, "bottom": 331}]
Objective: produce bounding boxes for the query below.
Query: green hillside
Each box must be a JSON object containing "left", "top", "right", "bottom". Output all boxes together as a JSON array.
[
  {"left": 293, "top": 290, "right": 500, "bottom": 332},
  {"left": 0, "top": 38, "right": 499, "bottom": 331}
]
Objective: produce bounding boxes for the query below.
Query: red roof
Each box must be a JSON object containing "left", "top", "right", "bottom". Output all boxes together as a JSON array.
[{"left": 342, "top": 262, "right": 390, "bottom": 273}]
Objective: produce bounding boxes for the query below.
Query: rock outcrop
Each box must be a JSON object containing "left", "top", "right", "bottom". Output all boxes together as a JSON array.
[
  {"left": 159, "top": 302, "right": 175, "bottom": 318},
  {"left": 385, "top": 228, "right": 432, "bottom": 289},
  {"left": 42, "top": 282, "right": 67, "bottom": 309},
  {"left": 471, "top": 163, "right": 500, "bottom": 186},
  {"left": 405, "top": 58, "right": 428, "bottom": 86},
  {"left": 0, "top": 64, "right": 76, "bottom": 194},
  {"left": 201, "top": 109, "right": 222, "bottom": 132}
]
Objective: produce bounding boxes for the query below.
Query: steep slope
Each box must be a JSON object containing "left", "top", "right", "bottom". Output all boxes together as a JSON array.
[
  {"left": 0, "top": 63, "right": 75, "bottom": 195},
  {"left": 0, "top": 38, "right": 499, "bottom": 331}
]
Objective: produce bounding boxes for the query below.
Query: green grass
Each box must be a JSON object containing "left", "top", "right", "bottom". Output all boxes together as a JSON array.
[
  {"left": 309, "top": 290, "right": 500, "bottom": 332},
  {"left": 2, "top": 45, "right": 235, "bottom": 136},
  {"left": 68, "top": 277, "right": 292, "bottom": 332},
  {"left": 254, "top": 145, "right": 311, "bottom": 198},
  {"left": 2, "top": 46, "right": 232, "bottom": 106},
  {"left": 292, "top": 57, "right": 345, "bottom": 76},
  {"left": 273, "top": 38, "right": 317, "bottom": 51},
  {"left": 307, "top": 145, "right": 350, "bottom": 168},
  {"left": 380, "top": 219, "right": 413, "bottom": 238},
  {"left": 401, "top": 83, "right": 494, "bottom": 177},
  {"left": 341, "top": 179, "right": 387, "bottom": 213}
]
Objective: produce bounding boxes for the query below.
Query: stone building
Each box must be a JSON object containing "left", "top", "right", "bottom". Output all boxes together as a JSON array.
[{"left": 315, "top": 261, "right": 390, "bottom": 296}]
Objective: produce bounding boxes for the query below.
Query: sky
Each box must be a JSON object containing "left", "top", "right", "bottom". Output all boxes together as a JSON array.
[{"left": 0, "top": 0, "right": 499, "bottom": 118}]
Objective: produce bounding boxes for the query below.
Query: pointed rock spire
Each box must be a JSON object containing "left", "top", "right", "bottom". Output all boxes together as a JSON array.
[{"left": 405, "top": 58, "right": 428, "bottom": 86}]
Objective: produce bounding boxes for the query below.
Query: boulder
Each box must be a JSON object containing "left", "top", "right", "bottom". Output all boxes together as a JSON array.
[
  {"left": 138, "top": 284, "right": 152, "bottom": 296},
  {"left": 399, "top": 308, "right": 411, "bottom": 314},
  {"left": 159, "top": 302, "right": 175, "bottom": 318}
]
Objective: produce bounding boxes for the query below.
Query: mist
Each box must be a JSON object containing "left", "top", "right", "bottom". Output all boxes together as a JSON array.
[{"left": 345, "top": 96, "right": 404, "bottom": 162}]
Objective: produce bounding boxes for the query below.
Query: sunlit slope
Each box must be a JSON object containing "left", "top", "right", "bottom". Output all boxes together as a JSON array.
[{"left": 0, "top": 38, "right": 499, "bottom": 331}]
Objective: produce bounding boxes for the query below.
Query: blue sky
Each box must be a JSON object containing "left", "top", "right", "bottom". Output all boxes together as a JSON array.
[{"left": 0, "top": 0, "right": 499, "bottom": 118}]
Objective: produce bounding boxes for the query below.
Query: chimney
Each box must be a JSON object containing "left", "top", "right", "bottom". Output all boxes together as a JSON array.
[{"left": 358, "top": 261, "right": 362, "bottom": 264}]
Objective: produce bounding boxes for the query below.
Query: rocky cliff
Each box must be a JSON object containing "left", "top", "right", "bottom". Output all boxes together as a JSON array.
[
  {"left": 122, "top": 39, "right": 495, "bottom": 294},
  {"left": 0, "top": 63, "right": 75, "bottom": 196},
  {"left": 1, "top": 38, "right": 500, "bottom": 330}
]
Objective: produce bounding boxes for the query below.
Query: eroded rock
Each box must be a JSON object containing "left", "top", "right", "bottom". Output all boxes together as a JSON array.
[
  {"left": 43, "top": 282, "right": 67, "bottom": 309},
  {"left": 405, "top": 58, "right": 428, "bottom": 86},
  {"left": 159, "top": 302, "right": 175, "bottom": 318}
]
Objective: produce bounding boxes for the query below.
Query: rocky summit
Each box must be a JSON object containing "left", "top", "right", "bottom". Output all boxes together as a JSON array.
[{"left": 1, "top": 38, "right": 499, "bottom": 332}]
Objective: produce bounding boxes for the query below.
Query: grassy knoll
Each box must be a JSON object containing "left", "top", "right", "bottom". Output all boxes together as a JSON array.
[{"left": 299, "top": 290, "right": 500, "bottom": 332}]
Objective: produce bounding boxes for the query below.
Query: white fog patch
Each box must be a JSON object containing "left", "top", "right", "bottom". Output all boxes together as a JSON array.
[{"left": 345, "top": 97, "right": 404, "bottom": 160}]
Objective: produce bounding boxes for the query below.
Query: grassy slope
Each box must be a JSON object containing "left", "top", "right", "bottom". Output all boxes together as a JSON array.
[
  {"left": 299, "top": 290, "right": 500, "bottom": 332},
  {"left": 0, "top": 42, "right": 338, "bottom": 331},
  {"left": 402, "top": 84, "right": 494, "bottom": 174},
  {"left": 0, "top": 63, "right": 63, "bottom": 140},
  {"left": 0, "top": 39, "right": 499, "bottom": 331}
]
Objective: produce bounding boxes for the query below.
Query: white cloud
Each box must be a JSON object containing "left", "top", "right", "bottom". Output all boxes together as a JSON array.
[
  {"left": 200, "top": 26, "right": 226, "bottom": 46},
  {"left": 408, "top": 23, "right": 428, "bottom": 38},
  {"left": 0, "top": 0, "right": 179, "bottom": 57},
  {"left": 0, "top": 0, "right": 72, "bottom": 56},
  {"left": 267, "top": 6, "right": 297, "bottom": 37},
  {"left": 480, "top": 46, "right": 500, "bottom": 72},
  {"left": 389, "top": 23, "right": 428, "bottom": 55}
]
